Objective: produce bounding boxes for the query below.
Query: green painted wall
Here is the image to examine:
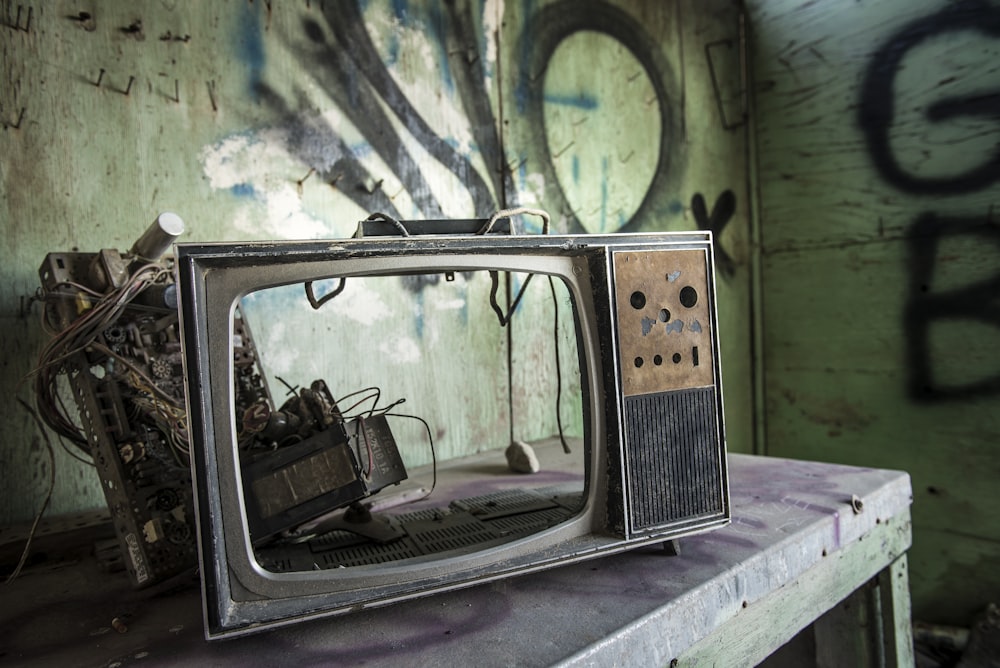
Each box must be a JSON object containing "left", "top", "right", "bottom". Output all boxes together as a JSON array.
[
  {"left": 0, "top": 1, "right": 753, "bottom": 533},
  {"left": 748, "top": 0, "right": 1000, "bottom": 625}
]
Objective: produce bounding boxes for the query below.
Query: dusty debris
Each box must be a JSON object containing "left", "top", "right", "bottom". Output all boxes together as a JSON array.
[{"left": 505, "top": 441, "right": 540, "bottom": 474}]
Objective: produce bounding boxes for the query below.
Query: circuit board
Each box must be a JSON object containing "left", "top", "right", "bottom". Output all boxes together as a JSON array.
[{"left": 36, "top": 248, "right": 269, "bottom": 587}]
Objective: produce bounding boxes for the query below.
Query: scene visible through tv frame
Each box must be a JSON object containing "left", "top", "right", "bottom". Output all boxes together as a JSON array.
[{"left": 176, "top": 222, "right": 729, "bottom": 639}]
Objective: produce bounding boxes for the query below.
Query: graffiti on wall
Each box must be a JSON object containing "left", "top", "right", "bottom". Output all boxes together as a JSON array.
[
  {"left": 258, "top": 1, "right": 502, "bottom": 220},
  {"left": 904, "top": 214, "right": 1000, "bottom": 400},
  {"left": 511, "top": 0, "right": 686, "bottom": 234},
  {"left": 858, "top": 0, "right": 1000, "bottom": 401},
  {"left": 202, "top": 0, "right": 739, "bottom": 275}
]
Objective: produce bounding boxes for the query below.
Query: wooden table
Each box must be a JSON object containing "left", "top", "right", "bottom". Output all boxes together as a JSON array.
[{"left": 0, "top": 453, "right": 913, "bottom": 667}]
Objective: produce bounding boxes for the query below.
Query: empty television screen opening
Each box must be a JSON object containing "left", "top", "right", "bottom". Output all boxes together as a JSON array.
[{"left": 232, "top": 270, "right": 588, "bottom": 575}]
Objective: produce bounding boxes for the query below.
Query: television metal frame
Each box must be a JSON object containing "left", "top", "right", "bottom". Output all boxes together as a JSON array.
[{"left": 175, "top": 231, "right": 729, "bottom": 639}]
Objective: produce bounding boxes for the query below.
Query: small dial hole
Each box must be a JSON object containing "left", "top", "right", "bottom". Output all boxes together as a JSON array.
[{"left": 672, "top": 353, "right": 682, "bottom": 364}]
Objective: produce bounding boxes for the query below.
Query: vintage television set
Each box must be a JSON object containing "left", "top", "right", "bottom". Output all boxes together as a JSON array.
[{"left": 176, "top": 220, "right": 729, "bottom": 639}]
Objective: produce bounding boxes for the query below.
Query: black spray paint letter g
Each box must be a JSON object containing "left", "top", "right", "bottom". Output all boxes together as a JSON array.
[{"left": 858, "top": 0, "right": 1000, "bottom": 195}]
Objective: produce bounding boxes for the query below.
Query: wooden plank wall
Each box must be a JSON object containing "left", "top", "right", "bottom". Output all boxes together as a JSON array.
[
  {"left": 0, "top": 2, "right": 752, "bottom": 526},
  {"left": 748, "top": 0, "right": 1000, "bottom": 625}
]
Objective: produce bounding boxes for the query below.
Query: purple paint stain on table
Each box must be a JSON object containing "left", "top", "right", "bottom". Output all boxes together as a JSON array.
[
  {"left": 729, "top": 458, "right": 863, "bottom": 551},
  {"left": 196, "top": 589, "right": 517, "bottom": 666}
]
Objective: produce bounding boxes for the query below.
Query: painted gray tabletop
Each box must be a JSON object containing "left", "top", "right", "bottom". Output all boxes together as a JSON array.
[{"left": 1, "top": 453, "right": 912, "bottom": 668}]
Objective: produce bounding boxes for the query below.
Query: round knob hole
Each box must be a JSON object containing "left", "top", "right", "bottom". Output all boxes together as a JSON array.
[{"left": 679, "top": 286, "right": 698, "bottom": 308}]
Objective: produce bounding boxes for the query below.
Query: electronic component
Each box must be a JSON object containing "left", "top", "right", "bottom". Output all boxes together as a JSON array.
[
  {"left": 34, "top": 214, "right": 270, "bottom": 587},
  {"left": 240, "top": 389, "right": 407, "bottom": 545},
  {"left": 35, "top": 218, "right": 410, "bottom": 586}
]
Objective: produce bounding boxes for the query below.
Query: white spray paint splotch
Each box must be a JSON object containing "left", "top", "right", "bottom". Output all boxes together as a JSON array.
[
  {"left": 199, "top": 128, "right": 342, "bottom": 239},
  {"left": 483, "top": 0, "right": 505, "bottom": 75}
]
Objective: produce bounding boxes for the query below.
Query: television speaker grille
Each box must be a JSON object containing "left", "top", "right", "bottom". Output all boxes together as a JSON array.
[{"left": 623, "top": 386, "right": 724, "bottom": 533}]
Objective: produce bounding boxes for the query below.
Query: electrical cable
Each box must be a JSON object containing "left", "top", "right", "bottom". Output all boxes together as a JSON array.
[
  {"left": 478, "top": 207, "right": 571, "bottom": 454},
  {"left": 338, "top": 388, "right": 383, "bottom": 416},
  {"left": 548, "top": 277, "right": 572, "bottom": 455},
  {"left": 49, "top": 280, "right": 105, "bottom": 298},
  {"left": 385, "top": 412, "right": 438, "bottom": 501},
  {"left": 6, "top": 398, "right": 57, "bottom": 585},
  {"left": 336, "top": 387, "right": 407, "bottom": 421},
  {"left": 364, "top": 211, "right": 410, "bottom": 237},
  {"left": 29, "top": 261, "right": 175, "bottom": 451},
  {"left": 275, "top": 376, "right": 299, "bottom": 396},
  {"left": 334, "top": 386, "right": 437, "bottom": 503},
  {"left": 56, "top": 433, "right": 95, "bottom": 467},
  {"left": 90, "top": 342, "right": 183, "bottom": 407},
  {"left": 357, "top": 416, "right": 374, "bottom": 480},
  {"left": 367, "top": 397, "right": 405, "bottom": 418},
  {"left": 304, "top": 212, "right": 409, "bottom": 311},
  {"left": 479, "top": 207, "right": 552, "bottom": 327},
  {"left": 477, "top": 207, "right": 551, "bottom": 236},
  {"left": 487, "top": 271, "right": 534, "bottom": 327},
  {"left": 305, "top": 277, "right": 346, "bottom": 310},
  {"left": 337, "top": 386, "right": 381, "bottom": 404}
]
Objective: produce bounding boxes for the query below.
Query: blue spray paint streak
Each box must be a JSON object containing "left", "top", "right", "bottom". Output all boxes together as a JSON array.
[
  {"left": 236, "top": 2, "right": 265, "bottom": 98},
  {"left": 515, "top": 0, "right": 537, "bottom": 113},
  {"left": 381, "top": 0, "right": 453, "bottom": 93},
  {"left": 386, "top": 35, "right": 401, "bottom": 66},
  {"left": 392, "top": 1, "right": 411, "bottom": 27},
  {"left": 426, "top": 3, "right": 455, "bottom": 94},
  {"left": 477, "top": 0, "right": 494, "bottom": 79},
  {"left": 386, "top": 0, "right": 408, "bottom": 65},
  {"left": 572, "top": 155, "right": 580, "bottom": 184},
  {"left": 445, "top": 136, "right": 480, "bottom": 160},
  {"left": 230, "top": 183, "right": 257, "bottom": 199},
  {"left": 414, "top": 291, "right": 425, "bottom": 339},
  {"left": 543, "top": 93, "right": 599, "bottom": 110},
  {"left": 349, "top": 141, "right": 375, "bottom": 158}
]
